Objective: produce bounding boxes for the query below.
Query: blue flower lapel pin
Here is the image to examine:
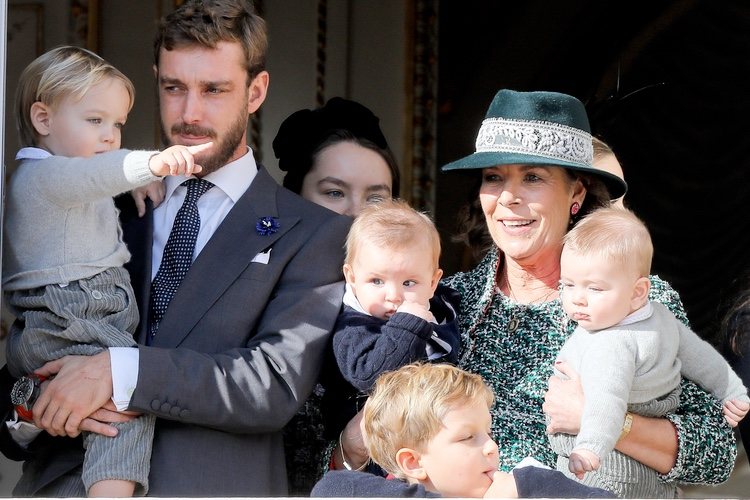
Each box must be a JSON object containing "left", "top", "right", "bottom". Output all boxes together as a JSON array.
[{"left": 256, "top": 216, "right": 280, "bottom": 236}]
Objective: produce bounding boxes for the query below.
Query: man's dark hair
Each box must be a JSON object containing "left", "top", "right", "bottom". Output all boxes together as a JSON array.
[{"left": 154, "top": 0, "right": 267, "bottom": 83}]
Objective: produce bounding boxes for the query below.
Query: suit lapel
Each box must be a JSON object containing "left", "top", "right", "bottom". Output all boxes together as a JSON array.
[{"left": 151, "top": 168, "right": 300, "bottom": 347}]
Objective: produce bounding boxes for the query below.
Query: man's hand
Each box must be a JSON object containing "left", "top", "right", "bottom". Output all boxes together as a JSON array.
[
  {"left": 32, "top": 352, "right": 114, "bottom": 438},
  {"left": 543, "top": 361, "right": 584, "bottom": 435}
]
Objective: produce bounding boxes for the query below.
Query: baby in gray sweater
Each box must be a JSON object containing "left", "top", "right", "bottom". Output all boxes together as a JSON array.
[
  {"left": 3, "top": 46, "right": 209, "bottom": 497},
  {"left": 550, "top": 207, "right": 749, "bottom": 497}
]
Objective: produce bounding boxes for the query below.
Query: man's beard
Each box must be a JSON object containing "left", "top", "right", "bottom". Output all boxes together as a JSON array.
[{"left": 163, "top": 111, "right": 249, "bottom": 176}]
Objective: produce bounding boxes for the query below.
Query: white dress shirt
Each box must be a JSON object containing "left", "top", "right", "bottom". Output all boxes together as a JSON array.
[{"left": 111, "top": 148, "right": 258, "bottom": 409}]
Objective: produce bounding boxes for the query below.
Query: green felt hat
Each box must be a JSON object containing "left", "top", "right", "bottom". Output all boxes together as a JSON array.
[{"left": 442, "top": 89, "right": 627, "bottom": 199}]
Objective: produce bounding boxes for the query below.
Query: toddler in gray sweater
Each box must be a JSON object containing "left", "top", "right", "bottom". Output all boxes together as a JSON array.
[
  {"left": 3, "top": 46, "right": 209, "bottom": 497},
  {"left": 550, "top": 207, "right": 749, "bottom": 498}
]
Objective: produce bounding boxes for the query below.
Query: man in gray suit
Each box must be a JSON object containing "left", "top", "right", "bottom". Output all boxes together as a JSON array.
[{"left": 3, "top": 0, "right": 349, "bottom": 496}]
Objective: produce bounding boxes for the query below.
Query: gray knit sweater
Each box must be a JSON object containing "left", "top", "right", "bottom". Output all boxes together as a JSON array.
[
  {"left": 556, "top": 301, "right": 750, "bottom": 459},
  {"left": 2, "top": 148, "right": 158, "bottom": 290}
]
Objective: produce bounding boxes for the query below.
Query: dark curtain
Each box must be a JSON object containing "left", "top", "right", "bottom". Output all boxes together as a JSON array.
[
  {"left": 436, "top": 0, "right": 750, "bottom": 344},
  {"left": 599, "top": 0, "right": 750, "bottom": 345}
]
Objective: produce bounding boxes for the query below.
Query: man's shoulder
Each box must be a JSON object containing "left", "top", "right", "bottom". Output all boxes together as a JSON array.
[
  {"left": 251, "top": 168, "right": 344, "bottom": 221},
  {"left": 272, "top": 186, "right": 352, "bottom": 239},
  {"left": 275, "top": 184, "right": 346, "bottom": 222}
]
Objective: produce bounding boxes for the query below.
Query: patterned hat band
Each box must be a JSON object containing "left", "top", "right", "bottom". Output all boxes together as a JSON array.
[{"left": 475, "top": 117, "right": 593, "bottom": 166}]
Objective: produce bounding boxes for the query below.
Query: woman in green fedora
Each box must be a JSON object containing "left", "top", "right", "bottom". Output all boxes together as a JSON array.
[
  {"left": 336, "top": 89, "right": 735, "bottom": 496},
  {"left": 440, "top": 89, "right": 734, "bottom": 495}
]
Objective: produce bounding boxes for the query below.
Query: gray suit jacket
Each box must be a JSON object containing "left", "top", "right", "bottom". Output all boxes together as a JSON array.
[{"left": 8, "top": 167, "right": 350, "bottom": 496}]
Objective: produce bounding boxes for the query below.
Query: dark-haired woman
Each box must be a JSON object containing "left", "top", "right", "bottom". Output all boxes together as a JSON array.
[
  {"left": 273, "top": 97, "right": 400, "bottom": 493},
  {"left": 273, "top": 97, "right": 400, "bottom": 217}
]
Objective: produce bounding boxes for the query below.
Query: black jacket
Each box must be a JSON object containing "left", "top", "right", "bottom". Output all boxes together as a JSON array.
[
  {"left": 321, "top": 284, "right": 461, "bottom": 438},
  {"left": 311, "top": 467, "right": 616, "bottom": 498}
]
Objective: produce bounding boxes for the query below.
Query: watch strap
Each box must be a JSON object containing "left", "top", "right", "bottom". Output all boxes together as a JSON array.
[
  {"left": 11, "top": 374, "right": 47, "bottom": 422},
  {"left": 618, "top": 412, "right": 634, "bottom": 442},
  {"left": 15, "top": 404, "right": 34, "bottom": 422}
]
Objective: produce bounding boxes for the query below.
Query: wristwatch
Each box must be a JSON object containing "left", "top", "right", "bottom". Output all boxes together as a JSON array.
[
  {"left": 618, "top": 412, "right": 634, "bottom": 442},
  {"left": 10, "top": 374, "right": 46, "bottom": 421}
]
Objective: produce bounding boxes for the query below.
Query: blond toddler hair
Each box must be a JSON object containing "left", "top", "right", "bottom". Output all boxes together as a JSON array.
[
  {"left": 16, "top": 45, "right": 135, "bottom": 147},
  {"left": 563, "top": 207, "right": 653, "bottom": 277},
  {"left": 344, "top": 199, "right": 441, "bottom": 269},
  {"left": 363, "top": 363, "right": 494, "bottom": 479}
]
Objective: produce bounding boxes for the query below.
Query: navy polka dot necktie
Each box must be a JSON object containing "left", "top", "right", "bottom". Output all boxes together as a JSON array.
[{"left": 148, "top": 178, "right": 214, "bottom": 343}]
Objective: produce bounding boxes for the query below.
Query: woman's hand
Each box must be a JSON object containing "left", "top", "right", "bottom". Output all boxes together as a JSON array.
[
  {"left": 545, "top": 362, "right": 677, "bottom": 474},
  {"left": 332, "top": 409, "right": 368, "bottom": 470},
  {"left": 88, "top": 401, "right": 140, "bottom": 423},
  {"left": 543, "top": 361, "right": 584, "bottom": 434},
  {"left": 614, "top": 413, "right": 677, "bottom": 474}
]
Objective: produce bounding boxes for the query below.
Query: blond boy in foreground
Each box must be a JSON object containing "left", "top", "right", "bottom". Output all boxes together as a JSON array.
[{"left": 313, "top": 363, "right": 613, "bottom": 498}]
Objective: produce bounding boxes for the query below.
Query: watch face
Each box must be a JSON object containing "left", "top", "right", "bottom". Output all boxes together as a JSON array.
[{"left": 10, "top": 376, "right": 35, "bottom": 406}]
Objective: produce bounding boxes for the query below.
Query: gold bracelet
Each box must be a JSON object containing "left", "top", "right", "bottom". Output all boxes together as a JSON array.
[
  {"left": 618, "top": 412, "right": 634, "bottom": 442},
  {"left": 339, "top": 430, "right": 369, "bottom": 471}
]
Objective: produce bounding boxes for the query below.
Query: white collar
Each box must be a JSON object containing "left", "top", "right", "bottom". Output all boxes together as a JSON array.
[
  {"left": 343, "top": 283, "right": 370, "bottom": 315},
  {"left": 16, "top": 147, "right": 52, "bottom": 160},
  {"left": 163, "top": 147, "right": 257, "bottom": 202},
  {"left": 617, "top": 301, "right": 653, "bottom": 327}
]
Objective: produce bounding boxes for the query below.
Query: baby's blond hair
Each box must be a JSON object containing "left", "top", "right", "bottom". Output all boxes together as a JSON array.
[
  {"left": 345, "top": 199, "right": 441, "bottom": 269},
  {"left": 592, "top": 136, "right": 615, "bottom": 163},
  {"left": 363, "top": 363, "right": 494, "bottom": 479},
  {"left": 16, "top": 46, "right": 135, "bottom": 147},
  {"left": 564, "top": 207, "right": 653, "bottom": 277}
]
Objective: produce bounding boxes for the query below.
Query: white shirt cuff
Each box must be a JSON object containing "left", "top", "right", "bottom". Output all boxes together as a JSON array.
[
  {"left": 513, "top": 456, "right": 552, "bottom": 470},
  {"left": 110, "top": 347, "right": 139, "bottom": 411},
  {"left": 5, "top": 414, "right": 43, "bottom": 449}
]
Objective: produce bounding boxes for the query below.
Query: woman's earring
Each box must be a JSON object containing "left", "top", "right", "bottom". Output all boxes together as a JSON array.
[{"left": 570, "top": 202, "right": 580, "bottom": 215}]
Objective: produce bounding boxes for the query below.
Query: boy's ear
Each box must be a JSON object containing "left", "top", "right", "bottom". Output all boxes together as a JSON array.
[
  {"left": 395, "top": 448, "right": 427, "bottom": 481},
  {"left": 30, "top": 102, "right": 52, "bottom": 136},
  {"left": 343, "top": 263, "right": 355, "bottom": 286},
  {"left": 631, "top": 276, "right": 651, "bottom": 308},
  {"left": 430, "top": 268, "right": 443, "bottom": 292}
]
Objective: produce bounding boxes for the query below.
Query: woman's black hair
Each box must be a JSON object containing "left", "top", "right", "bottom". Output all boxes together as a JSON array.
[{"left": 272, "top": 97, "right": 400, "bottom": 197}]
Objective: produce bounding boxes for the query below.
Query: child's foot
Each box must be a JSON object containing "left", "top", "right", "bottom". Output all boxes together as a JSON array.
[
  {"left": 88, "top": 479, "right": 136, "bottom": 497},
  {"left": 568, "top": 449, "right": 600, "bottom": 480}
]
